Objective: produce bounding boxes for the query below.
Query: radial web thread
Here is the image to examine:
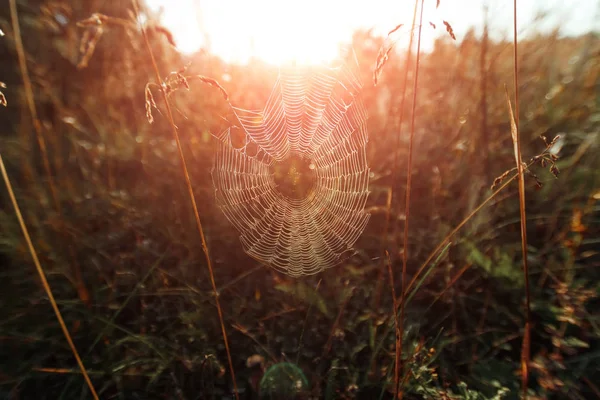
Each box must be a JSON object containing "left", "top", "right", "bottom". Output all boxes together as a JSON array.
[{"left": 212, "top": 58, "right": 370, "bottom": 277}]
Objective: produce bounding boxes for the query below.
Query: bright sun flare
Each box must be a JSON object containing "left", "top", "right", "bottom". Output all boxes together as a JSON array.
[
  {"left": 146, "top": 0, "right": 594, "bottom": 66},
  {"left": 146, "top": 0, "right": 449, "bottom": 65}
]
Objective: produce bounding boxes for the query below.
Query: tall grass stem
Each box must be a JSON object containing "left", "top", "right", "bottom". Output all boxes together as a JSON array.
[
  {"left": 373, "top": 0, "right": 420, "bottom": 313},
  {"left": 9, "top": 0, "right": 59, "bottom": 209},
  {"left": 0, "top": 154, "right": 99, "bottom": 400},
  {"left": 132, "top": 1, "right": 239, "bottom": 398},
  {"left": 397, "top": 1, "right": 425, "bottom": 398},
  {"left": 511, "top": 3, "right": 531, "bottom": 391}
]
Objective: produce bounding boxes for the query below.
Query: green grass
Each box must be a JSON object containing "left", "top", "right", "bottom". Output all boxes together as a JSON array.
[{"left": 0, "top": 1, "right": 599, "bottom": 399}]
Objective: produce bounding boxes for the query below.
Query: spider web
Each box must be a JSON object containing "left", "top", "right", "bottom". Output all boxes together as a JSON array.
[{"left": 212, "top": 57, "right": 370, "bottom": 277}]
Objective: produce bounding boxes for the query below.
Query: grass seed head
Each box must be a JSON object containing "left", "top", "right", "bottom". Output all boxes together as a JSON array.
[{"left": 443, "top": 20, "right": 456, "bottom": 40}]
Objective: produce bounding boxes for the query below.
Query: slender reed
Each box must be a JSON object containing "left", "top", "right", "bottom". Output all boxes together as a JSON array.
[
  {"left": 510, "top": 2, "right": 531, "bottom": 392},
  {"left": 9, "top": 0, "right": 58, "bottom": 208},
  {"left": 386, "top": 250, "right": 400, "bottom": 397},
  {"left": 507, "top": 87, "right": 531, "bottom": 396},
  {"left": 368, "top": 170, "right": 522, "bottom": 386},
  {"left": 131, "top": 1, "right": 239, "bottom": 398},
  {"left": 396, "top": 1, "right": 425, "bottom": 397},
  {"left": 405, "top": 171, "right": 521, "bottom": 297},
  {"left": 0, "top": 154, "right": 99, "bottom": 400},
  {"left": 372, "top": 0, "right": 419, "bottom": 393},
  {"left": 373, "top": 0, "right": 420, "bottom": 312},
  {"left": 10, "top": 0, "right": 90, "bottom": 307},
  {"left": 479, "top": 2, "right": 491, "bottom": 182}
]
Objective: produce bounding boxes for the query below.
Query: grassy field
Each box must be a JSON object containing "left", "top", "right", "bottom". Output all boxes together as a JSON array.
[{"left": 0, "top": 1, "right": 599, "bottom": 399}]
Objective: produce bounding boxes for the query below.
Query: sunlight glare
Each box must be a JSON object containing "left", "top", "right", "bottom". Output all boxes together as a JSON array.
[
  {"left": 146, "top": 0, "right": 596, "bottom": 65},
  {"left": 147, "top": 0, "right": 441, "bottom": 65}
]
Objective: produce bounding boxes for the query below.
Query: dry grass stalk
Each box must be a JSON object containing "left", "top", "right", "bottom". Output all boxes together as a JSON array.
[
  {"left": 405, "top": 173, "right": 517, "bottom": 297},
  {"left": 511, "top": 1, "right": 532, "bottom": 396},
  {"left": 427, "top": 262, "right": 471, "bottom": 310},
  {"left": 397, "top": 1, "right": 426, "bottom": 398},
  {"left": 75, "top": 13, "right": 132, "bottom": 68},
  {"left": 9, "top": 0, "right": 59, "bottom": 209},
  {"left": 491, "top": 135, "right": 560, "bottom": 191},
  {"left": 443, "top": 21, "right": 456, "bottom": 40},
  {"left": 370, "top": 1, "right": 420, "bottom": 395},
  {"left": 144, "top": 82, "right": 159, "bottom": 124},
  {"left": 10, "top": 0, "right": 91, "bottom": 310},
  {"left": 583, "top": 377, "right": 600, "bottom": 398},
  {"left": 131, "top": 1, "right": 239, "bottom": 398},
  {"left": 404, "top": 134, "right": 558, "bottom": 302},
  {"left": 373, "top": 24, "right": 403, "bottom": 85},
  {"left": 0, "top": 154, "right": 99, "bottom": 400},
  {"left": 371, "top": 187, "right": 392, "bottom": 311},
  {"left": 386, "top": 250, "right": 400, "bottom": 398},
  {"left": 506, "top": 88, "right": 532, "bottom": 397},
  {"left": 145, "top": 68, "right": 229, "bottom": 124},
  {"left": 374, "top": 15, "right": 456, "bottom": 85},
  {"left": 371, "top": 0, "right": 419, "bottom": 341},
  {"left": 151, "top": 25, "right": 177, "bottom": 47},
  {"left": 372, "top": 1, "right": 457, "bottom": 328},
  {"left": 76, "top": 12, "right": 177, "bottom": 69},
  {"left": 77, "top": 24, "right": 104, "bottom": 69}
]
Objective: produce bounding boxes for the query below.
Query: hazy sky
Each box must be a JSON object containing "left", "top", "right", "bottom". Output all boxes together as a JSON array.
[{"left": 146, "top": 0, "right": 599, "bottom": 64}]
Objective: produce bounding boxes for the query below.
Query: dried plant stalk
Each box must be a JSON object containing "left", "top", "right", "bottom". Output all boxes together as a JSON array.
[
  {"left": 397, "top": 1, "right": 425, "bottom": 398},
  {"left": 131, "top": 1, "right": 239, "bottom": 398},
  {"left": 511, "top": 1, "right": 532, "bottom": 396},
  {"left": 0, "top": 154, "right": 99, "bottom": 400},
  {"left": 387, "top": 250, "right": 400, "bottom": 398},
  {"left": 9, "top": 0, "right": 58, "bottom": 208},
  {"left": 505, "top": 86, "right": 531, "bottom": 400}
]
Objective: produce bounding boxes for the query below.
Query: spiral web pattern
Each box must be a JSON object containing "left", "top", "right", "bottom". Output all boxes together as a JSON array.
[{"left": 212, "top": 59, "right": 370, "bottom": 277}]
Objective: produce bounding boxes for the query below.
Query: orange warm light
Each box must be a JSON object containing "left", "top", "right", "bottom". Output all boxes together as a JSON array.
[
  {"left": 146, "top": 0, "right": 595, "bottom": 66},
  {"left": 146, "top": 0, "right": 447, "bottom": 65}
]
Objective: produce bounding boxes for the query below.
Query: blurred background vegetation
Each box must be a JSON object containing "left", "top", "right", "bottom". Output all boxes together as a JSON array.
[{"left": 0, "top": 0, "right": 599, "bottom": 399}]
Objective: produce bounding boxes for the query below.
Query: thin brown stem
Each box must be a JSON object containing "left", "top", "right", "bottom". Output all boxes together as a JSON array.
[
  {"left": 479, "top": 1, "right": 491, "bottom": 182},
  {"left": 131, "top": 2, "right": 239, "bottom": 398},
  {"left": 510, "top": 3, "right": 531, "bottom": 391},
  {"left": 397, "top": 1, "right": 425, "bottom": 398},
  {"left": 11, "top": 0, "right": 90, "bottom": 330},
  {"left": 405, "top": 171, "right": 522, "bottom": 297},
  {"left": 583, "top": 377, "right": 600, "bottom": 399},
  {"left": 9, "top": 0, "right": 58, "bottom": 209},
  {"left": 428, "top": 263, "right": 473, "bottom": 311},
  {"left": 387, "top": 251, "right": 400, "bottom": 398},
  {"left": 373, "top": 187, "right": 392, "bottom": 310},
  {"left": 373, "top": 0, "right": 420, "bottom": 313},
  {"left": 370, "top": 167, "right": 523, "bottom": 385},
  {"left": 0, "top": 154, "right": 98, "bottom": 400}
]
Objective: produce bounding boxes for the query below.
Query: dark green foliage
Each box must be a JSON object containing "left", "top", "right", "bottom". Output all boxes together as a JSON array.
[{"left": 0, "top": 1, "right": 599, "bottom": 399}]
